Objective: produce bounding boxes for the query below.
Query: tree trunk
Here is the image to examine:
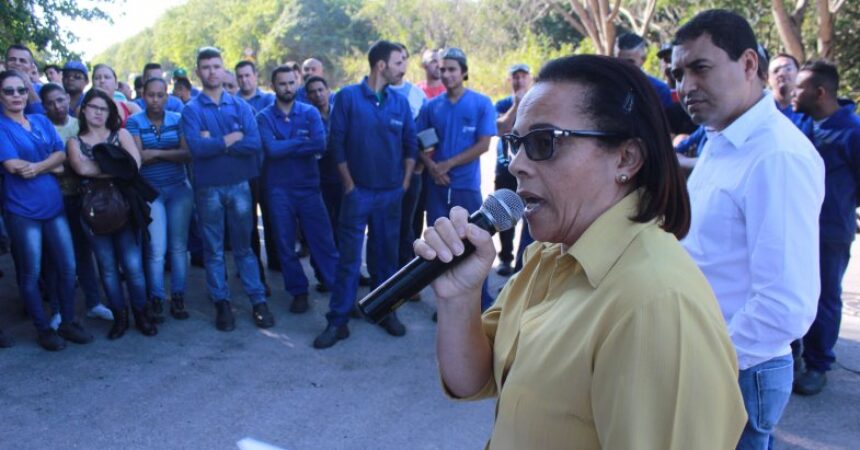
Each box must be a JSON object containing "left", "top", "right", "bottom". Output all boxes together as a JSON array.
[
  {"left": 816, "top": 0, "right": 835, "bottom": 59},
  {"left": 771, "top": 0, "right": 807, "bottom": 62}
]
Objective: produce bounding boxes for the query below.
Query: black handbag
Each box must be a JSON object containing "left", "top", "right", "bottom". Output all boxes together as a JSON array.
[{"left": 80, "top": 179, "right": 129, "bottom": 235}]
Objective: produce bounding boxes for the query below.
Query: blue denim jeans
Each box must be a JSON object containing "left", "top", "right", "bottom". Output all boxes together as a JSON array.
[
  {"left": 145, "top": 181, "right": 193, "bottom": 300},
  {"left": 195, "top": 181, "right": 266, "bottom": 304},
  {"left": 802, "top": 240, "right": 851, "bottom": 372},
  {"left": 5, "top": 212, "right": 77, "bottom": 330},
  {"left": 424, "top": 184, "right": 493, "bottom": 310},
  {"left": 47, "top": 195, "right": 104, "bottom": 312},
  {"left": 736, "top": 354, "right": 793, "bottom": 450},
  {"left": 266, "top": 185, "right": 339, "bottom": 296},
  {"left": 86, "top": 224, "right": 148, "bottom": 311},
  {"left": 328, "top": 187, "right": 403, "bottom": 326}
]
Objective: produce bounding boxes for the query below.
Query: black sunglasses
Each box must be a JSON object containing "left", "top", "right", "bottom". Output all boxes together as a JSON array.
[
  {"left": 500, "top": 128, "right": 628, "bottom": 162},
  {"left": 1, "top": 87, "right": 28, "bottom": 97}
]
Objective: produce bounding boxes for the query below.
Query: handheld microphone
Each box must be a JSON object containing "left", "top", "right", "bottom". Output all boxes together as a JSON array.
[{"left": 358, "top": 189, "right": 524, "bottom": 323}]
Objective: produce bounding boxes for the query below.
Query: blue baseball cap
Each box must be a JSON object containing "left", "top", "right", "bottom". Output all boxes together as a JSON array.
[{"left": 63, "top": 61, "right": 88, "bottom": 78}]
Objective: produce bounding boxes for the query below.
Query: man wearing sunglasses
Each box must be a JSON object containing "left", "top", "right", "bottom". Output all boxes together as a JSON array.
[{"left": 417, "top": 47, "right": 497, "bottom": 310}]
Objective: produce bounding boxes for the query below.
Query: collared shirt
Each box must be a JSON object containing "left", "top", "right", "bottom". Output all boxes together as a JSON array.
[
  {"left": 181, "top": 90, "right": 262, "bottom": 188},
  {"left": 240, "top": 88, "right": 275, "bottom": 114},
  {"left": 134, "top": 94, "right": 185, "bottom": 113},
  {"left": 126, "top": 110, "right": 188, "bottom": 188},
  {"left": 683, "top": 92, "right": 825, "bottom": 370},
  {"left": 257, "top": 101, "right": 326, "bottom": 188},
  {"left": 796, "top": 102, "right": 860, "bottom": 243},
  {"left": 447, "top": 193, "right": 746, "bottom": 450},
  {"left": 416, "top": 80, "right": 446, "bottom": 99},
  {"left": 328, "top": 77, "right": 417, "bottom": 190},
  {"left": 417, "top": 89, "right": 496, "bottom": 190},
  {"left": 0, "top": 114, "right": 65, "bottom": 219}
]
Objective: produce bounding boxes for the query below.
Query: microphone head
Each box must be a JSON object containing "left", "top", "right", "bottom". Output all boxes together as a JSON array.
[{"left": 482, "top": 189, "right": 525, "bottom": 232}]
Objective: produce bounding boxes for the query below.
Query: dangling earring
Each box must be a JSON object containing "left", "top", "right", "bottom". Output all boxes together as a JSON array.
[{"left": 616, "top": 174, "right": 629, "bottom": 184}]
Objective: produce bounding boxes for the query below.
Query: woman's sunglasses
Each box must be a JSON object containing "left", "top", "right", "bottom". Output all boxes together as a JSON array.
[
  {"left": 500, "top": 128, "right": 627, "bottom": 162},
  {"left": 1, "top": 87, "right": 29, "bottom": 97}
]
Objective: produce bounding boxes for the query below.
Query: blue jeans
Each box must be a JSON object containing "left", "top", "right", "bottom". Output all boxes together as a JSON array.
[
  {"left": 86, "top": 224, "right": 147, "bottom": 311},
  {"left": 736, "top": 354, "right": 793, "bottom": 450},
  {"left": 5, "top": 212, "right": 77, "bottom": 330},
  {"left": 802, "top": 240, "right": 851, "bottom": 372},
  {"left": 145, "top": 181, "right": 193, "bottom": 300},
  {"left": 46, "top": 195, "right": 105, "bottom": 313},
  {"left": 328, "top": 187, "right": 402, "bottom": 326},
  {"left": 266, "top": 185, "right": 339, "bottom": 296},
  {"left": 195, "top": 181, "right": 266, "bottom": 304},
  {"left": 425, "top": 184, "right": 493, "bottom": 310}
]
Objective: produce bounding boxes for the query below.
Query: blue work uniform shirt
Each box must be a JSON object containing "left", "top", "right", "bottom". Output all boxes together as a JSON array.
[
  {"left": 257, "top": 101, "right": 326, "bottom": 189},
  {"left": 0, "top": 114, "right": 64, "bottom": 219},
  {"left": 796, "top": 102, "right": 860, "bottom": 243},
  {"left": 647, "top": 75, "right": 674, "bottom": 109},
  {"left": 329, "top": 77, "right": 417, "bottom": 190},
  {"left": 316, "top": 95, "right": 341, "bottom": 185},
  {"left": 241, "top": 89, "right": 275, "bottom": 114},
  {"left": 181, "top": 90, "right": 262, "bottom": 189},
  {"left": 126, "top": 110, "right": 188, "bottom": 188},
  {"left": 417, "top": 89, "right": 497, "bottom": 190},
  {"left": 135, "top": 94, "right": 185, "bottom": 113}
]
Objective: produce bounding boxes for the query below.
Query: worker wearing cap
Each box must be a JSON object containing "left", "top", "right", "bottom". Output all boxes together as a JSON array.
[
  {"left": 61, "top": 61, "right": 89, "bottom": 117},
  {"left": 416, "top": 47, "right": 496, "bottom": 310}
]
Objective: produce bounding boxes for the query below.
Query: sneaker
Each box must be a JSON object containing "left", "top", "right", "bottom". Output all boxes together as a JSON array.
[
  {"left": 313, "top": 324, "right": 350, "bottom": 349},
  {"left": 793, "top": 369, "right": 827, "bottom": 396},
  {"left": 252, "top": 303, "right": 275, "bottom": 329},
  {"left": 58, "top": 322, "right": 94, "bottom": 344},
  {"left": 86, "top": 304, "right": 114, "bottom": 321},
  {"left": 214, "top": 300, "right": 235, "bottom": 332},
  {"left": 289, "top": 294, "right": 309, "bottom": 314},
  {"left": 148, "top": 299, "right": 166, "bottom": 324},
  {"left": 49, "top": 313, "right": 61, "bottom": 330},
  {"left": 170, "top": 293, "right": 190, "bottom": 320},
  {"left": 379, "top": 314, "right": 406, "bottom": 337},
  {"left": 37, "top": 329, "right": 66, "bottom": 351},
  {"left": 0, "top": 328, "right": 14, "bottom": 348}
]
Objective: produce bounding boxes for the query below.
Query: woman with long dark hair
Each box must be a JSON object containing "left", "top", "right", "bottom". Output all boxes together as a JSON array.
[
  {"left": 67, "top": 88, "right": 157, "bottom": 339},
  {"left": 0, "top": 70, "right": 92, "bottom": 350}
]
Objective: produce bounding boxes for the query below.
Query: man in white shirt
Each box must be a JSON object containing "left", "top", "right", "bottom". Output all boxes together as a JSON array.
[{"left": 671, "top": 10, "right": 825, "bottom": 449}]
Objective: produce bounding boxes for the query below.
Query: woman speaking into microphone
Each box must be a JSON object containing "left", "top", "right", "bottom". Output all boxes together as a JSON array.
[{"left": 414, "top": 55, "right": 746, "bottom": 449}]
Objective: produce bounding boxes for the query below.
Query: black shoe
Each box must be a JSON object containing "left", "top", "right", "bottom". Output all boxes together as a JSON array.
[
  {"left": 313, "top": 324, "right": 349, "bottom": 349},
  {"left": 359, "top": 275, "right": 371, "bottom": 287},
  {"left": 793, "top": 369, "right": 827, "bottom": 396},
  {"left": 496, "top": 261, "right": 513, "bottom": 277},
  {"left": 0, "top": 328, "right": 14, "bottom": 348},
  {"left": 252, "top": 303, "right": 275, "bottom": 328},
  {"left": 57, "top": 322, "right": 93, "bottom": 344},
  {"left": 290, "top": 294, "right": 309, "bottom": 314},
  {"left": 37, "top": 329, "right": 66, "bottom": 351},
  {"left": 214, "top": 300, "right": 235, "bottom": 332},
  {"left": 170, "top": 293, "right": 190, "bottom": 320},
  {"left": 379, "top": 314, "right": 406, "bottom": 337},
  {"left": 265, "top": 284, "right": 272, "bottom": 298},
  {"left": 148, "top": 299, "right": 166, "bottom": 324},
  {"left": 132, "top": 307, "right": 158, "bottom": 336},
  {"left": 315, "top": 282, "right": 329, "bottom": 293},
  {"left": 108, "top": 308, "right": 129, "bottom": 340}
]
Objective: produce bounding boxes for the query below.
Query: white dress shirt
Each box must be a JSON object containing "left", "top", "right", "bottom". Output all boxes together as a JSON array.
[{"left": 683, "top": 92, "right": 825, "bottom": 370}]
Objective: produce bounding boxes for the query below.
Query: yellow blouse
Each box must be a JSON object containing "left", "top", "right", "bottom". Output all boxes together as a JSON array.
[{"left": 447, "top": 193, "right": 747, "bottom": 450}]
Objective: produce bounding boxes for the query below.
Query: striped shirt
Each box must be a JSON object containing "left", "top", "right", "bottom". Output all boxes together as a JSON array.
[{"left": 126, "top": 111, "right": 188, "bottom": 187}]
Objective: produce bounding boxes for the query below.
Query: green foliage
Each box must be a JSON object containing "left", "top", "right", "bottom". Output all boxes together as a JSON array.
[{"left": 0, "top": 0, "right": 111, "bottom": 61}]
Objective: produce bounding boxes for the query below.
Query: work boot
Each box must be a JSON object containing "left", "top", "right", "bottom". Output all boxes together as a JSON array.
[
  {"left": 214, "top": 300, "right": 235, "bottom": 332},
  {"left": 58, "top": 322, "right": 93, "bottom": 344},
  {"left": 170, "top": 293, "right": 190, "bottom": 320},
  {"left": 108, "top": 308, "right": 129, "bottom": 340},
  {"left": 290, "top": 294, "right": 309, "bottom": 314},
  {"left": 252, "top": 303, "right": 275, "bottom": 328},
  {"left": 37, "top": 329, "right": 66, "bottom": 351},
  {"left": 793, "top": 369, "right": 827, "bottom": 396},
  {"left": 132, "top": 307, "right": 158, "bottom": 336},
  {"left": 379, "top": 313, "right": 406, "bottom": 337},
  {"left": 313, "top": 324, "right": 349, "bottom": 349}
]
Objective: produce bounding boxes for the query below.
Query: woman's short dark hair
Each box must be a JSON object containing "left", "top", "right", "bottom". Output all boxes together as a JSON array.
[
  {"left": 78, "top": 89, "right": 122, "bottom": 135},
  {"left": 143, "top": 76, "right": 167, "bottom": 93},
  {"left": 536, "top": 55, "right": 691, "bottom": 238}
]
